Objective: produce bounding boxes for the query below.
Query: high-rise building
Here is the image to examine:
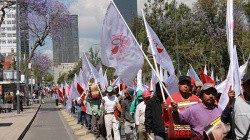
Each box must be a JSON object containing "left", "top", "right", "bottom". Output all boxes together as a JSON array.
[
  {"left": 113, "top": 0, "right": 137, "bottom": 24},
  {"left": 52, "top": 15, "right": 79, "bottom": 67},
  {"left": 0, "top": 4, "right": 17, "bottom": 56},
  {"left": 0, "top": 2, "right": 29, "bottom": 57}
]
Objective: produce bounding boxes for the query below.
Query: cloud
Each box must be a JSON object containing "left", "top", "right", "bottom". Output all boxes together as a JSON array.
[
  {"left": 41, "top": 49, "right": 53, "bottom": 60},
  {"left": 69, "top": 0, "right": 110, "bottom": 40}
]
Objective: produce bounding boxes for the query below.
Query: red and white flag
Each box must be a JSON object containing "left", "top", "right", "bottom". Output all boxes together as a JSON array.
[
  {"left": 142, "top": 11, "right": 175, "bottom": 75},
  {"left": 101, "top": 1, "right": 144, "bottom": 86}
]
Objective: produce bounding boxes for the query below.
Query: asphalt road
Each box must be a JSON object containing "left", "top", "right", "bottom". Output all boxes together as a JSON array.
[{"left": 23, "top": 98, "right": 78, "bottom": 140}]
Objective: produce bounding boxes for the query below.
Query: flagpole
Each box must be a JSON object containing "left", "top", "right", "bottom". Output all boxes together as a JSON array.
[
  {"left": 83, "top": 52, "right": 103, "bottom": 98},
  {"left": 139, "top": 44, "right": 173, "bottom": 101},
  {"left": 111, "top": 1, "right": 173, "bottom": 101},
  {"left": 141, "top": 11, "right": 166, "bottom": 102}
]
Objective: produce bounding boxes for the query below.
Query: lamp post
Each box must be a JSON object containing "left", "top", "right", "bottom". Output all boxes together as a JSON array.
[{"left": 16, "top": 0, "right": 20, "bottom": 114}]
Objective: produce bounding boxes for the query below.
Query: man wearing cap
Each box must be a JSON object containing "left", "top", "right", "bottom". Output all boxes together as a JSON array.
[
  {"left": 165, "top": 76, "right": 201, "bottom": 128},
  {"left": 221, "top": 74, "right": 250, "bottom": 139},
  {"left": 171, "top": 83, "right": 222, "bottom": 138},
  {"left": 120, "top": 88, "right": 135, "bottom": 140},
  {"left": 135, "top": 90, "right": 151, "bottom": 140},
  {"left": 102, "top": 86, "right": 121, "bottom": 140}
]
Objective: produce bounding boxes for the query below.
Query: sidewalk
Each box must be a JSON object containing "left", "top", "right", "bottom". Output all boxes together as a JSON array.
[{"left": 0, "top": 104, "right": 41, "bottom": 140}]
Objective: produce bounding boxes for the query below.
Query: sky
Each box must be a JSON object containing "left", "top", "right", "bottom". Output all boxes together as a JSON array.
[{"left": 39, "top": 0, "right": 196, "bottom": 60}]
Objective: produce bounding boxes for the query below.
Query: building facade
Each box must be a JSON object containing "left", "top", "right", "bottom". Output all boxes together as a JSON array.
[
  {"left": 0, "top": 2, "right": 29, "bottom": 57},
  {"left": 52, "top": 15, "right": 79, "bottom": 67},
  {"left": 113, "top": 0, "right": 137, "bottom": 24},
  {"left": 53, "top": 63, "right": 77, "bottom": 83}
]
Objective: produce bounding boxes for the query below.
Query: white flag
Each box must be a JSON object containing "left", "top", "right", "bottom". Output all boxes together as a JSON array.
[
  {"left": 160, "top": 66, "right": 164, "bottom": 81},
  {"left": 101, "top": 1, "right": 144, "bottom": 86},
  {"left": 82, "top": 52, "right": 100, "bottom": 85},
  {"left": 210, "top": 68, "right": 214, "bottom": 81},
  {"left": 70, "top": 82, "right": 80, "bottom": 100},
  {"left": 136, "top": 68, "right": 143, "bottom": 91},
  {"left": 103, "top": 70, "right": 108, "bottom": 88},
  {"left": 218, "top": 47, "right": 244, "bottom": 110},
  {"left": 204, "top": 65, "right": 208, "bottom": 75},
  {"left": 150, "top": 70, "right": 158, "bottom": 92},
  {"left": 142, "top": 11, "right": 175, "bottom": 75},
  {"left": 187, "top": 64, "right": 201, "bottom": 82},
  {"left": 165, "top": 74, "right": 179, "bottom": 94}
]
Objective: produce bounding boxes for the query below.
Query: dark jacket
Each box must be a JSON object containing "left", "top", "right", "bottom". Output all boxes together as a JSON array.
[
  {"left": 121, "top": 97, "right": 134, "bottom": 122},
  {"left": 145, "top": 96, "right": 165, "bottom": 134}
]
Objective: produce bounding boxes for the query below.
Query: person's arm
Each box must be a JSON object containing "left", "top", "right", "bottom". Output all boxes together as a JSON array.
[
  {"left": 145, "top": 101, "right": 152, "bottom": 135},
  {"left": 135, "top": 104, "right": 140, "bottom": 126},
  {"left": 130, "top": 101, "right": 135, "bottom": 115},
  {"left": 221, "top": 105, "right": 232, "bottom": 124},
  {"left": 120, "top": 101, "right": 125, "bottom": 123},
  {"left": 221, "top": 86, "right": 235, "bottom": 124}
]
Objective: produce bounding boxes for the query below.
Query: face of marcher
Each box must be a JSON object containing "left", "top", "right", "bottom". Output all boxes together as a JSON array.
[
  {"left": 108, "top": 92, "right": 113, "bottom": 96},
  {"left": 179, "top": 81, "right": 191, "bottom": 94},
  {"left": 243, "top": 81, "right": 250, "bottom": 101},
  {"left": 202, "top": 88, "right": 217, "bottom": 107}
]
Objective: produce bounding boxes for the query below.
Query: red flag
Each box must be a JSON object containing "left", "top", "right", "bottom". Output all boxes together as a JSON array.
[
  {"left": 200, "top": 69, "right": 215, "bottom": 85},
  {"left": 56, "top": 88, "right": 63, "bottom": 101},
  {"left": 63, "top": 87, "right": 65, "bottom": 96},
  {"left": 77, "top": 83, "right": 84, "bottom": 96},
  {"left": 120, "top": 84, "right": 127, "bottom": 91}
]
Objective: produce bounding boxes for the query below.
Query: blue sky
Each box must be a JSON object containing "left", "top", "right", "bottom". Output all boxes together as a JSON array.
[{"left": 38, "top": 0, "right": 195, "bottom": 60}]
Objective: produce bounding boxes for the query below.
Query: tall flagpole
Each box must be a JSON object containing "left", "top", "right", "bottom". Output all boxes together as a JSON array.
[
  {"left": 175, "top": 1, "right": 180, "bottom": 78},
  {"left": 111, "top": 1, "right": 173, "bottom": 101}
]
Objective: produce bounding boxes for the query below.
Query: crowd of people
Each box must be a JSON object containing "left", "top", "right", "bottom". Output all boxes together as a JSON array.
[{"left": 58, "top": 74, "right": 250, "bottom": 140}]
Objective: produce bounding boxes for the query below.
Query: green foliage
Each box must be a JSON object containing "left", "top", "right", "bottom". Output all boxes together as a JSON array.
[{"left": 129, "top": 0, "right": 250, "bottom": 81}]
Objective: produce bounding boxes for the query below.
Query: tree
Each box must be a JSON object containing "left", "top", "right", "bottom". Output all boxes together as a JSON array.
[
  {"left": 129, "top": 0, "right": 250, "bottom": 81},
  {"left": 32, "top": 53, "right": 52, "bottom": 83}
]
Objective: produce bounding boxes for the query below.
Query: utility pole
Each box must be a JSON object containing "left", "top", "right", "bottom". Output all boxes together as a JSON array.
[{"left": 16, "top": 0, "right": 20, "bottom": 114}]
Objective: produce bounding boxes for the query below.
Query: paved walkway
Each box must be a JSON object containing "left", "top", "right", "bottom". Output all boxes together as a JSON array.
[
  {"left": 23, "top": 98, "right": 79, "bottom": 140},
  {"left": 0, "top": 103, "right": 40, "bottom": 140}
]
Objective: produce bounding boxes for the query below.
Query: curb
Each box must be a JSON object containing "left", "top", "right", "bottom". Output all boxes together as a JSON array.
[{"left": 17, "top": 104, "right": 41, "bottom": 140}]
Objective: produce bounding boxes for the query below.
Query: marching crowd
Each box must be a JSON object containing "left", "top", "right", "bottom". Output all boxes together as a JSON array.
[{"left": 57, "top": 74, "right": 250, "bottom": 140}]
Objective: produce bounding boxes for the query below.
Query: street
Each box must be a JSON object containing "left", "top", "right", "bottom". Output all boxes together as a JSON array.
[{"left": 23, "top": 98, "right": 78, "bottom": 140}]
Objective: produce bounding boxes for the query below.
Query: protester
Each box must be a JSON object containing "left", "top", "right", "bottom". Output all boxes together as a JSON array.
[
  {"left": 221, "top": 73, "right": 250, "bottom": 139},
  {"left": 54, "top": 92, "right": 59, "bottom": 106},
  {"left": 120, "top": 87, "right": 135, "bottom": 140},
  {"left": 84, "top": 95, "right": 92, "bottom": 130},
  {"left": 76, "top": 97, "right": 84, "bottom": 125},
  {"left": 171, "top": 83, "right": 223, "bottom": 139},
  {"left": 165, "top": 76, "right": 201, "bottom": 130},
  {"left": 135, "top": 90, "right": 151, "bottom": 140},
  {"left": 102, "top": 86, "right": 121, "bottom": 140},
  {"left": 145, "top": 82, "right": 168, "bottom": 140},
  {"left": 130, "top": 90, "right": 143, "bottom": 116},
  {"left": 90, "top": 84, "right": 102, "bottom": 137}
]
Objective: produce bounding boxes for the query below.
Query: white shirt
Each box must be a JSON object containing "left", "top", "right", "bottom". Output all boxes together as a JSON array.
[
  {"left": 103, "top": 95, "right": 119, "bottom": 114},
  {"left": 135, "top": 101, "right": 146, "bottom": 125}
]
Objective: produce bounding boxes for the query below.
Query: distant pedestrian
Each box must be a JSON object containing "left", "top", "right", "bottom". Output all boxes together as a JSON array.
[{"left": 54, "top": 93, "right": 59, "bottom": 106}]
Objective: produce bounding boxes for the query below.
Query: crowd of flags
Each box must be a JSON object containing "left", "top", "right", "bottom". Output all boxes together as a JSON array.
[{"left": 54, "top": 0, "right": 249, "bottom": 111}]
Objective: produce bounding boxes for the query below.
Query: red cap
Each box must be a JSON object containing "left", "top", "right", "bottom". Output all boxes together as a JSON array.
[
  {"left": 191, "top": 78, "right": 195, "bottom": 85},
  {"left": 143, "top": 91, "right": 151, "bottom": 98}
]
